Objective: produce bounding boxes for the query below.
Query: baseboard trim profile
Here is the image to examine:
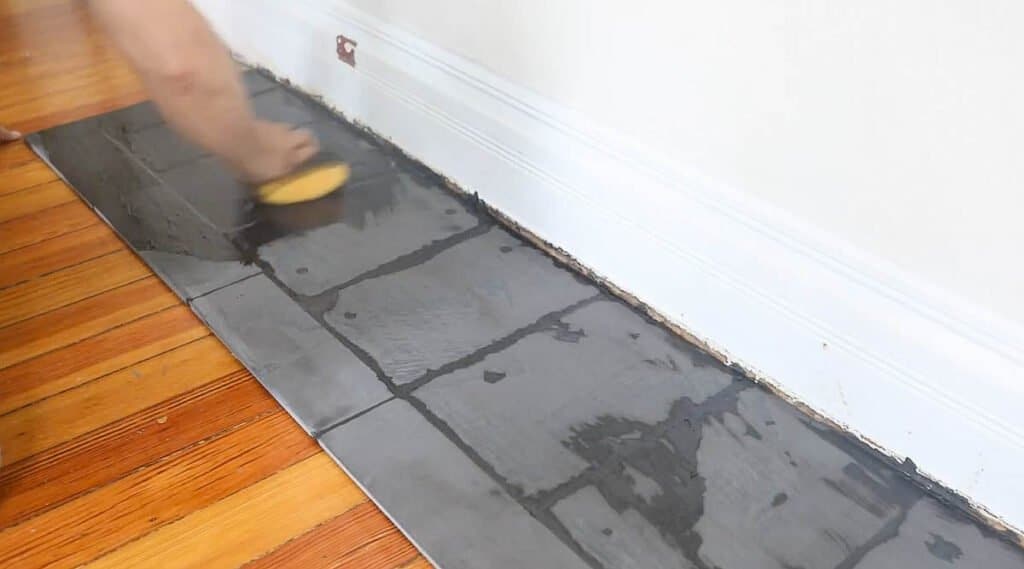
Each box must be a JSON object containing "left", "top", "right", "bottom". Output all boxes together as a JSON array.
[{"left": 196, "top": 0, "right": 1024, "bottom": 535}]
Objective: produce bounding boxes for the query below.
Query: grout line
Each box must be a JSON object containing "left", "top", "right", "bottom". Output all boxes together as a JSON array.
[
  {"left": 313, "top": 397, "right": 396, "bottom": 440},
  {"left": 186, "top": 272, "right": 262, "bottom": 303},
  {"left": 299, "top": 221, "right": 493, "bottom": 305},
  {"left": 399, "top": 293, "right": 604, "bottom": 394},
  {"left": 399, "top": 394, "right": 605, "bottom": 569}
]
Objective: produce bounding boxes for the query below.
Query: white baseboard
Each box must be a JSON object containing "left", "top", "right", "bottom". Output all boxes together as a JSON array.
[{"left": 196, "top": 0, "right": 1024, "bottom": 533}]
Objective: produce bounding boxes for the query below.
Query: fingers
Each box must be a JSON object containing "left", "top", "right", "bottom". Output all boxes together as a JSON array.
[{"left": 0, "top": 126, "right": 22, "bottom": 142}]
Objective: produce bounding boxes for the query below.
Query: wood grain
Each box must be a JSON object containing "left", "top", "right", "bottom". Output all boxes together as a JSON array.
[
  {"left": 0, "top": 336, "right": 241, "bottom": 465},
  {"left": 0, "top": 305, "right": 207, "bottom": 415},
  {"left": 0, "top": 249, "right": 150, "bottom": 328},
  {"left": 0, "top": 180, "right": 76, "bottom": 222},
  {"left": 0, "top": 412, "right": 318, "bottom": 569},
  {"left": 0, "top": 369, "right": 279, "bottom": 528},
  {"left": 0, "top": 158, "right": 58, "bottom": 196},
  {"left": 83, "top": 454, "right": 366, "bottom": 569},
  {"left": 0, "top": 0, "right": 429, "bottom": 566},
  {"left": 0, "top": 276, "right": 180, "bottom": 369},
  {"left": 245, "top": 502, "right": 420, "bottom": 569},
  {"left": 0, "top": 223, "right": 123, "bottom": 289},
  {"left": 0, "top": 141, "right": 38, "bottom": 170},
  {"left": 0, "top": 200, "right": 99, "bottom": 254}
]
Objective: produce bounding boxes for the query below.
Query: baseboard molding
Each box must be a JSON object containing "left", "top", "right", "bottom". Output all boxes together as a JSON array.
[{"left": 196, "top": 0, "right": 1024, "bottom": 533}]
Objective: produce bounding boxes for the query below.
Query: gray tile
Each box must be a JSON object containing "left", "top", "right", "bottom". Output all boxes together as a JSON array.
[
  {"left": 416, "top": 300, "right": 734, "bottom": 494},
  {"left": 305, "top": 120, "right": 396, "bottom": 179},
  {"left": 92, "top": 70, "right": 278, "bottom": 143},
  {"left": 250, "top": 87, "right": 321, "bottom": 125},
  {"left": 241, "top": 68, "right": 276, "bottom": 96},
  {"left": 155, "top": 120, "right": 398, "bottom": 234},
  {"left": 552, "top": 486, "right": 699, "bottom": 569},
  {"left": 326, "top": 227, "right": 596, "bottom": 385},
  {"left": 159, "top": 156, "right": 254, "bottom": 231},
  {"left": 96, "top": 102, "right": 164, "bottom": 134},
  {"left": 319, "top": 399, "right": 591, "bottom": 569},
  {"left": 855, "top": 497, "right": 1024, "bottom": 568},
  {"left": 690, "top": 388, "right": 917, "bottom": 569},
  {"left": 139, "top": 250, "right": 257, "bottom": 300},
  {"left": 28, "top": 124, "right": 257, "bottom": 299},
  {"left": 192, "top": 275, "right": 389, "bottom": 434},
  {"left": 120, "top": 124, "right": 207, "bottom": 172},
  {"left": 252, "top": 171, "right": 477, "bottom": 296}
]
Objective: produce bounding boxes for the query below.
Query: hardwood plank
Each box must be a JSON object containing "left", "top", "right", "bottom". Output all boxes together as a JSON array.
[
  {"left": 245, "top": 501, "right": 421, "bottom": 569},
  {"left": 0, "top": 277, "right": 179, "bottom": 369},
  {"left": 0, "top": 200, "right": 99, "bottom": 254},
  {"left": 0, "top": 336, "right": 241, "bottom": 466},
  {"left": 0, "top": 159, "right": 57, "bottom": 196},
  {"left": 0, "top": 411, "right": 317, "bottom": 569},
  {"left": 0, "top": 3, "right": 418, "bottom": 567},
  {"left": 0, "top": 141, "right": 37, "bottom": 170},
  {"left": 83, "top": 453, "right": 365, "bottom": 569},
  {"left": 0, "top": 369, "right": 279, "bottom": 529},
  {"left": 0, "top": 180, "right": 76, "bottom": 223},
  {"left": 3, "top": 74, "right": 144, "bottom": 133},
  {"left": 0, "top": 249, "right": 149, "bottom": 328},
  {"left": 399, "top": 558, "right": 435, "bottom": 569},
  {"left": 0, "top": 50, "right": 132, "bottom": 105},
  {"left": 0, "top": 305, "right": 207, "bottom": 415},
  {"left": 10, "top": 87, "right": 146, "bottom": 134},
  {"left": 0, "top": 223, "right": 123, "bottom": 289}
]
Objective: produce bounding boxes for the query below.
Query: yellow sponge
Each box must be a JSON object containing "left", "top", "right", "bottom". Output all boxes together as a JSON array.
[{"left": 256, "top": 161, "right": 351, "bottom": 205}]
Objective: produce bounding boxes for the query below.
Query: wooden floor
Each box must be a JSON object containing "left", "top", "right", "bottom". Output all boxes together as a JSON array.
[{"left": 0, "top": 2, "right": 426, "bottom": 567}]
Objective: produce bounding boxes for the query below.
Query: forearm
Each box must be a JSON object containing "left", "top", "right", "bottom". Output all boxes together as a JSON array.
[{"left": 87, "top": 0, "right": 258, "bottom": 169}]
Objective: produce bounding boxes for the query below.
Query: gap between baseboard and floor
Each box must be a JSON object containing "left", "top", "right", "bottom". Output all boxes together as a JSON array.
[{"left": 195, "top": 0, "right": 1024, "bottom": 538}]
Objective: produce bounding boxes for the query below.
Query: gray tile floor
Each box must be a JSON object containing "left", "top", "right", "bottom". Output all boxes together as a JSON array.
[{"left": 28, "top": 70, "right": 1024, "bottom": 569}]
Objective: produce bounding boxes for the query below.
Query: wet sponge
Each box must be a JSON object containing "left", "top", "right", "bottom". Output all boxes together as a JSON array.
[{"left": 256, "top": 160, "right": 350, "bottom": 206}]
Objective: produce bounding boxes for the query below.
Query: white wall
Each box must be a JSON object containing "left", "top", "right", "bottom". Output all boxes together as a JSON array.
[
  {"left": 195, "top": 0, "right": 1024, "bottom": 533},
  {"left": 347, "top": 0, "right": 1024, "bottom": 325}
]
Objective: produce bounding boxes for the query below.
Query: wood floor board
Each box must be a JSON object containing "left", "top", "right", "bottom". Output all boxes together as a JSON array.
[
  {"left": 0, "top": 305, "right": 207, "bottom": 415},
  {"left": 244, "top": 502, "right": 420, "bottom": 569},
  {"left": 0, "top": 223, "right": 124, "bottom": 289},
  {"left": 0, "top": 140, "right": 38, "bottom": 170},
  {"left": 0, "top": 158, "right": 58, "bottom": 196},
  {"left": 0, "top": 0, "right": 429, "bottom": 566},
  {"left": 0, "top": 277, "right": 180, "bottom": 370},
  {"left": 0, "top": 249, "right": 150, "bottom": 328},
  {"left": 0, "top": 336, "right": 241, "bottom": 466},
  {"left": 82, "top": 454, "right": 366, "bottom": 569},
  {"left": 0, "top": 200, "right": 100, "bottom": 254},
  {"left": 0, "top": 411, "right": 317, "bottom": 569},
  {"left": 0, "top": 369, "right": 279, "bottom": 529},
  {"left": 0, "top": 179, "right": 76, "bottom": 223}
]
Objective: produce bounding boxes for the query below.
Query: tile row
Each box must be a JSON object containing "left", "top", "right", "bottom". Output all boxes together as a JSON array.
[{"left": 29, "top": 71, "right": 1024, "bottom": 569}]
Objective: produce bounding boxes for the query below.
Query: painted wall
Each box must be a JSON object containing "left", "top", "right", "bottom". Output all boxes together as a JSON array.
[{"left": 345, "top": 0, "right": 1024, "bottom": 326}]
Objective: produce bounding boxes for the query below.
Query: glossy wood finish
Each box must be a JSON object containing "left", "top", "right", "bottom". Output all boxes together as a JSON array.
[{"left": 0, "top": 2, "right": 425, "bottom": 566}]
